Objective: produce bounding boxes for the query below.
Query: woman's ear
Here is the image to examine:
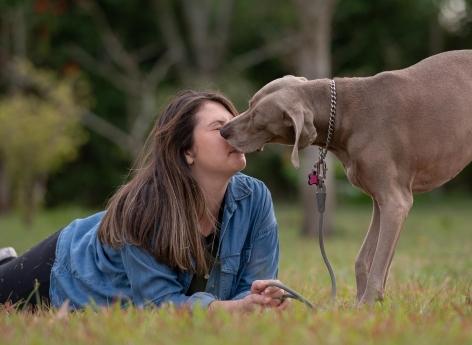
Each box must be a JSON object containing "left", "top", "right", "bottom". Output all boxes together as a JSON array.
[{"left": 185, "top": 150, "right": 195, "bottom": 165}]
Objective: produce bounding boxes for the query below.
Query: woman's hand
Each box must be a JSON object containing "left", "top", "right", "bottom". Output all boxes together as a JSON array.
[
  {"left": 251, "top": 279, "right": 290, "bottom": 310},
  {"left": 208, "top": 279, "right": 290, "bottom": 313},
  {"left": 208, "top": 293, "right": 273, "bottom": 313}
]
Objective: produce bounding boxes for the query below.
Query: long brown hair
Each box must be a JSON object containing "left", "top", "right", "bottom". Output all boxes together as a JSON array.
[{"left": 98, "top": 90, "right": 238, "bottom": 275}]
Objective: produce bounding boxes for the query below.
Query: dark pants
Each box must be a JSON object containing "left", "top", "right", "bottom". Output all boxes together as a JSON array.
[{"left": 0, "top": 230, "right": 61, "bottom": 308}]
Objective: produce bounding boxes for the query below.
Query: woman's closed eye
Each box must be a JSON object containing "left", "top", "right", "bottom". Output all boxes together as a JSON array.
[{"left": 208, "top": 120, "right": 228, "bottom": 131}]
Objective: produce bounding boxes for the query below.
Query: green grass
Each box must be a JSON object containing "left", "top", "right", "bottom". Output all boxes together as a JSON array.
[{"left": 0, "top": 198, "right": 471, "bottom": 345}]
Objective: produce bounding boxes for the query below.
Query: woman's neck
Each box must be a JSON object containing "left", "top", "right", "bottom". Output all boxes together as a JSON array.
[{"left": 192, "top": 171, "right": 230, "bottom": 236}]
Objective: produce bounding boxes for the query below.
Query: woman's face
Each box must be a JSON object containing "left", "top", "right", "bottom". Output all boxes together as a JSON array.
[{"left": 186, "top": 101, "right": 246, "bottom": 179}]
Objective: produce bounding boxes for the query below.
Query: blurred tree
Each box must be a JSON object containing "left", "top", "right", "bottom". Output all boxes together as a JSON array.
[
  {"left": 154, "top": 0, "right": 281, "bottom": 104},
  {"left": 0, "top": 59, "right": 87, "bottom": 224},
  {"left": 1, "top": 0, "right": 472, "bottom": 213},
  {"left": 54, "top": 0, "right": 299, "bottom": 203},
  {"left": 68, "top": 0, "right": 175, "bottom": 158},
  {"left": 0, "top": 0, "right": 31, "bottom": 213},
  {"left": 292, "top": 0, "right": 337, "bottom": 237}
]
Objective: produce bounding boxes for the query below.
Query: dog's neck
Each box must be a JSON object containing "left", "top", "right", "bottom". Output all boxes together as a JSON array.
[
  {"left": 302, "top": 77, "right": 365, "bottom": 165},
  {"left": 302, "top": 79, "right": 338, "bottom": 147}
]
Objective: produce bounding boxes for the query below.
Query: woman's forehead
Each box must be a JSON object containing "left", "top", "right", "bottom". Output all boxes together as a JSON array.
[{"left": 196, "top": 101, "right": 233, "bottom": 125}]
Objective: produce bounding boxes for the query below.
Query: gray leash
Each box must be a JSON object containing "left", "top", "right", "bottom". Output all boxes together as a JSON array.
[
  {"left": 264, "top": 185, "right": 335, "bottom": 309},
  {"left": 263, "top": 187, "right": 334, "bottom": 309},
  {"left": 264, "top": 281, "right": 314, "bottom": 309},
  {"left": 314, "top": 183, "right": 337, "bottom": 301}
]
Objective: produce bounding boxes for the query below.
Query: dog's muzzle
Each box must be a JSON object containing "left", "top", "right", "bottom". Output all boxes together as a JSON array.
[{"left": 219, "top": 126, "right": 232, "bottom": 140}]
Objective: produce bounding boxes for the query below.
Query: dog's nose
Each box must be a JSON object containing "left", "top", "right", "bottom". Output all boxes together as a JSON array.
[{"left": 220, "top": 125, "right": 232, "bottom": 139}]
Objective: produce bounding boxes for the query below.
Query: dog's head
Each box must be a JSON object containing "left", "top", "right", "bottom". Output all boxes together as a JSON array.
[{"left": 220, "top": 75, "right": 317, "bottom": 167}]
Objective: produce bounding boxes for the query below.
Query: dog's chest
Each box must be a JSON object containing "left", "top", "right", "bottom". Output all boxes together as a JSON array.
[
  {"left": 345, "top": 164, "right": 364, "bottom": 191},
  {"left": 346, "top": 168, "right": 357, "bottom": 186}
]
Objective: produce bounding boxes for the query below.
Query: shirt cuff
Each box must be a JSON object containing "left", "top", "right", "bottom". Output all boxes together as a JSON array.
[
  {"left": 231, "top": 290, "right": 251, "bottom": 301},
  {"left": 186, "top": 292, "right": 218, "bottom": 309}
]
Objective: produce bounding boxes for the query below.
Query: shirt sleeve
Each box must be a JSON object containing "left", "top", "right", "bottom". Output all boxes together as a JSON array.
[
  {"left": 121, "top": 244, "right": 217, "bottom": 309},
  {"left": 231, "top": 182, "right": 279, "bottom": 300}
]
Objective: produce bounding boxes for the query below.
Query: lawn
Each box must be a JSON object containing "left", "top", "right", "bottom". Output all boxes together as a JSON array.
[{"left": 0, "top": 197, "right": 471, "bottom": 345}]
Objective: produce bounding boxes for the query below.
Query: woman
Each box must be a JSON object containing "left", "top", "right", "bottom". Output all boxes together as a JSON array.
[{"left": 0, "top": 90, "right": 287, "bottom": 312}]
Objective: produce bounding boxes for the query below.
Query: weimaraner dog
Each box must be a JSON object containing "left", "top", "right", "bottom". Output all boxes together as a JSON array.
[{"left": 220, "top": 50, "right": 472, "bottom": 304}]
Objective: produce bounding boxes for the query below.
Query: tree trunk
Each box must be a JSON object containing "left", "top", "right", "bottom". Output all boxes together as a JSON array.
[
  {"left": 293, "top": 0, "right": 336, "bottom": 237},
  {"left": 0, "top": 161, "right": 11, "bottom": 214},
  {"left": 429, "top": 10, "right": 445, "bottom": 54},
  {"left": 0, "top": 5, "right": 28, "bottom": 215}
]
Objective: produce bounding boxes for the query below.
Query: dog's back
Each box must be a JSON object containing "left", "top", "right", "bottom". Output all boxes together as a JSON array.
[{"left": 358, "top": 50, "right": 472, "bottom": 192}]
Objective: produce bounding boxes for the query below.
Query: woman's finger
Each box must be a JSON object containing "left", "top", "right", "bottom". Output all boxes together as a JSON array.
[
  {"left": 247, "top": 293, "right": 272, "bottom": 306},
  {"left": 267, "top": 296, "right": 283, "bottom": 308},
  {"left": 276, "top": 297, "right": 291, "bottom": 311},
  {"left": 251, "top": 279, "right": 282, "bottom": 294},
  {"left": 262, "top": 286, "right": 284, "bottom": 298}
]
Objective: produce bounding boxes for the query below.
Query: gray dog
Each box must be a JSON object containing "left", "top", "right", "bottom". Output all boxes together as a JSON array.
[{"left": 220, "top": 50, "right": 472, "bottom": 304}]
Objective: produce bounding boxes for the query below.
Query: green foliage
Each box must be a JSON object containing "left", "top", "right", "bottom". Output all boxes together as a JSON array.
[
  {"left": 243, "top": 146, "right": 299, "bottom": 200},
  {"left": 2, "top": 0, "right": 472, "bottom": 207},
  {"left": 0, "top": 59, "right": 87, "bottom": 221}
]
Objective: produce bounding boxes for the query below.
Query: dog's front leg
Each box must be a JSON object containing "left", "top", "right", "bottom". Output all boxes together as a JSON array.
[
  {"left": 355, "top": 199, "right": 380, "bottom": 301},
  {"left": 359, "top": 189, "right": 413, "bottom": 304}
]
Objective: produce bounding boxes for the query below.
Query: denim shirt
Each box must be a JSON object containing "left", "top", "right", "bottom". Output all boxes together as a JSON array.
[{"left": 49, "top": 173, "right": 279, "bottom": 310}]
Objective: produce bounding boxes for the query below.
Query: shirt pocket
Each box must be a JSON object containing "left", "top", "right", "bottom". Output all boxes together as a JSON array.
[
  {"left": 218, "top": 247, "right": 252, "bottom": 298},
  {"left": 218, "top": 253, "right": 241, "bottom": 298},
  {"left": 241, "top": 247, "right": 252, "bottom": 265}
]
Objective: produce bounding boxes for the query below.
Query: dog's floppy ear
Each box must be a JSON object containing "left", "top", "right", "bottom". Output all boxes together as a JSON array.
[{"left": 284, "top": 106, "right": 317, "bottom": 168}]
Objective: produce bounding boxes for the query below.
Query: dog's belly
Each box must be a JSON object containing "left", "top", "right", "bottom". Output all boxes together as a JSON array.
[
  {"left": 409, "top": 121, "right": 472, "bottom": 193},
  {"left": 340, "top": 143, "right": 472, "bottom": 196},
  {"left": 412, "top": 155, "right": 472, "bottom": 193}
]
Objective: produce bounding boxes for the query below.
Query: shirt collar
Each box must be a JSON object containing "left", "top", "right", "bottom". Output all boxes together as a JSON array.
[{"left": 226, "top": 173, "right": 252, "bottom": 203}]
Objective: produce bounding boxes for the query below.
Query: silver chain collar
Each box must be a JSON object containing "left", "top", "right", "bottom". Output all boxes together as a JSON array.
[
  {"left": 308, "top": 79, "right": 337, "bottom": 187},
  {"left": 320, "top": 79, "right": 337, "bottom": 161}
]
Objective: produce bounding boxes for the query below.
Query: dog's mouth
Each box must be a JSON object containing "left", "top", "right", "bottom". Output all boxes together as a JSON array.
[
  {"left": 224, "top": 133, "right": 272, "bottom": 154},
  {"left": 235, "top": 142, "right": 266, "bottom": 154}
]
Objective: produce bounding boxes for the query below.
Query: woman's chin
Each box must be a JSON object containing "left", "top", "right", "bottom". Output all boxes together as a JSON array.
[{"left": 228, "top": 154, "right": 246, "bottom": 173}]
